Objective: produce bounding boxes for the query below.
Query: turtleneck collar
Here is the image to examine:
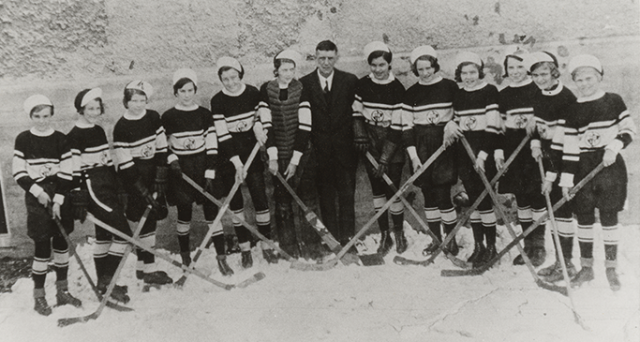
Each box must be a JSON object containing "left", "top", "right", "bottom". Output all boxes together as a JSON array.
[{"left": 30, "top": 127, "right": 54, "bottom": 137}]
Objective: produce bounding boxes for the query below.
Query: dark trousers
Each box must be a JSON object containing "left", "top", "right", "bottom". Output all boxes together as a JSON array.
[{"left": 316, "top": 160, "right": 356, "bottom": 245}]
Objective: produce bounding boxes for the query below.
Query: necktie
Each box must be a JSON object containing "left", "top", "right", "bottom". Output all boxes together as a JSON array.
[{"left": 323, "top": 80, "right": 329, "bottom": 94}]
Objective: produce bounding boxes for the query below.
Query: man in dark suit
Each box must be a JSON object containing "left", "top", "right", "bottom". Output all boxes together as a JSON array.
[{"left": 301, "top": 40, "right": 359, "bottom": 248}]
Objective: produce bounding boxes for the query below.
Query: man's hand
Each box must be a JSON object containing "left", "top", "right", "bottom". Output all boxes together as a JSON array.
[
  {"left": 284, "top": 163, "right": 297, "bottom": 181},
  {"left": 525, "top": 118, "right": 537, "bottom": 136},
  {"left": 268, "top": 160, "right": 278, "bottom": 176}
]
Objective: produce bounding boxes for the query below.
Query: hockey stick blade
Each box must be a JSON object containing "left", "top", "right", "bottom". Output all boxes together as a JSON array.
[
  {"left": 441, "top": 268, "right": 484, "bottom": 277},
  {"left": 358, "top": 253, "right": 385, "bottom": 266},
  {"left": 236, "top": 272, "right": 266, "bottom": 289}
]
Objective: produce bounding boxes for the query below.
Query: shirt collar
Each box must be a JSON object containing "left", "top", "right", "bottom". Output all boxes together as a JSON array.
[
  {"left": 418, "top": 75, "right": 443, "bottom": 86},
  {"left": 509, "top": 78, "right": 532, "bottom": 88},
  {"left": 463, "top": 81, "right": 488, "bottom": 92},
  {"left": 369, "top": 72, "right": 395, "bottom": 85},
  {"left": 175, "top": 104, "right": 199, "bottom": 111},
  {"left": 124, "top": 109, "right": 147, "bottom": 121},
  {"left": 75, "top": 121, "right": 95, "bottom": 129},
  {"left": 30, "top": 127, "right": 54, "bottom": 137},
  {"left": 541, "top": 81, "right": 563, "bottom": 96},
  {"left": 577, "top": 89, "right": 606, "bottom": 103},
  {"left": 318, "top": 69, "right": 334, "bottom": 90},
  {"left": 222, "top": 83, "right": 246, "bottom": 97}
]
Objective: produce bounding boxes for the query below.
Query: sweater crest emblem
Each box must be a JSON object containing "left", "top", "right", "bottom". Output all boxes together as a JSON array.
[
  {"left": 427, "top": 111, "right": 440, "bottom": 124},
  {"left": 515, "top": 115, "right": 527, "bottom": 128},
  {"left": 184, "top": 138, "right": 196, "bottom": 150},
  {"left": 463, "top": 117, "right": 477, "bottom": 130},
  {"left": 40, "top": 164, "right": 54, "bottom": 177},
  {"left": 585, "top": 131, "right": 601, "bottom": 147},
  {"left": 141, "top": 144, "right": 154, "bottom": 158}
]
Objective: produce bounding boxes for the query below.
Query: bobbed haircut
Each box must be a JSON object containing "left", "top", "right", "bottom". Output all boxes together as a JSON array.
[
  {"left": 30, "top": 104, "right": 54, "bottom": 118},
  {"left": 531, "top": 61, "right": 561, "bottom": 79},
  {"left": 173, "top": 78, "right": 198, "bottom": 96},
  {"left": 367, "top": 50, "right": 392, "bottom": 65},
  {"left": 316, "top": 40, "right": 338, "bottom": 53},
  {"left": 123, "top": 88, "right": 147, "bottom": 109},
  {"left": 502, "top": 55, "right": 525, "bottom": 78},
  {"left": 455, "top": 61, "right": 485, "bottom": 83},
  {"left": 74, "top": 89, "right": 105, "bottom": 115},
  {"left": 77, "top": 98, "right": 105, "bottom": 115},
  {"left": 273, "top": 58, "right": 296, "bottom": 77},
  {"left": 218, "top": 65, "right": 245, "bottom": 80},
  {"left": 411, "top": 55, "right": 440, "bottom": 77}
]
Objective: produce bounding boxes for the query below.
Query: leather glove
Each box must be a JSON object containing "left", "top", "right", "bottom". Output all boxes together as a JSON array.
[
  {"left": 374, "top": 162, "right": 388, "bottom": 179},
  {"left": 70, "top": 189, "right": 89, "bottom": 223},
  {"left": 204, "top": 178, "right": 216, "bottom": 195},
  {"left": 133, "top": 180, "right": 160, "bottom": 209},
  {"left": 353, "top": 118, "right": 369, "bottom": 153},
  {"left": 169, "top": 160, "right": 182, "bottom": 178},
  {"left": 153, "top": 166, "right": 169, "bottom": 195}
]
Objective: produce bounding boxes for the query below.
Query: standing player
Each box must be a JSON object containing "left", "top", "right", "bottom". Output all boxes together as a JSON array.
[
  {"left": 353, "top": 41, "right": 407, "bottom": 255},
  {"left": 13, "top": 95, "right": 81, "bottom": 315},
  {"left": 402, "top": 45, "right": 460, "bottom": 257},
  {"left": 162, "top": 69, "right": 233, "bottom": 275},
  {"left": 452, "top": 52, "right": 502, "bottom": 268},
  {"left": 113, "top": 80, "right": 173, "bottom": 285},
  {"left": 66, "top": 88, "right": 133, "bottom": 303},
  {"left": 527, "top": 52, "right": 577, "bottom": 277},
  {"left": 496, "top": 48, "right": 548, "bottom": 267},
  {"left": 560, "top": 54, "right": 636, "bottom": 291},
  {"left": 210, "top": 56, "right": 275, "bottom": 267}
]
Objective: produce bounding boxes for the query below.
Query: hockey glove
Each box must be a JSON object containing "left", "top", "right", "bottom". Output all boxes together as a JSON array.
[
  {"left": 70, "top": 189, "right": 89, "bottom": 223},
  {"left": 153, "top": 166, "right": 169, "bottom": 195},
  {"left": 204, "top": 178, "right": 216, "bottom": 196},
  {"left": 353, "top": 118, "right": 369, "bottom": 153},
  {"left": 375, "top": 140, "right": 397, "bottom": 178},
  {"left": 133, "top": 180, "right": 160, "bottom": 209},
  {"left": 169, "top": 160, "right": 182, "bottom": 178},
  {"left": 443, "top": 121, "right": 462, "bottom": 147}
]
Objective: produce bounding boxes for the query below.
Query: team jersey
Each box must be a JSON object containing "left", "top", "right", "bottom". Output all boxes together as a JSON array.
[
  {"left": 453, "top": 82, "right": 501, "bottom": 158},
  {"left": 66, "top": 123, "right": 116, "bottom": 185},
  {"left": 113, "top": 109, "right": 168, "bottom": 182},
  {"left": 560, "top": 91, "right": 636, "bottom": 187},
  {"left": 497, "top": 79, "right": 538, "bottom": 154},
  {"left": 210, "top": 84, "right": 260, "bottom": 160},
  {"left": 352, "top": 74, "right": 405, "bottom": 143},
  {"left": 401, "top": 76, "right": 458, "bottom": 159},
  {"left": 162, "top": 105, "right": 217, "bottom": 172},
  {"left": 12, "top": 128, "right": 73, "bottom": 203}
]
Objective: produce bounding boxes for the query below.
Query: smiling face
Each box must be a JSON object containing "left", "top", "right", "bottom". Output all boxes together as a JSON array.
[
  {"left": 506, "top": 56, "right": 528, "bottom": 84},
  {"left": 316, "top": 49, "right": 338, "bottom": 77},
  {"left": 82, "top": 99, "right": 103, "bottom": 125},
  {"left": 31, "top": 106, "right": 52, "bottom": 132},
  {"left": 277, "top": 61, "right": 296, "bottom": 85},
  {"left": 572, "top": 67, "right": 602, "bottom": 98},
  {"left": 416, "top": 58, "right": 436, "bottom": 83},
  {"left": 460, "top": 63, "right": 481, "bottom": 88},
  {"left": 176, "top": 82, "right": 196, "bottom": 107},
  {"left": 220, "top": 68, "right": 243, "bottom": 93},
  {"left": 531, "top": 63, "right": 557, "bottom": 90},
  {"left": 370, "top": 56, "right": 390, "bottom": 81},
  {"left": 127, "top": 93, "right": 147, "bottom": 115}
]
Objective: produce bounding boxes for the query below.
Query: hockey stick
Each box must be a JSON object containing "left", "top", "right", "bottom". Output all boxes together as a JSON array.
[
  {"left": 53, "top": 216, "right": 132, "bottom": 312},
  {"left": 538, "top": 159, "right": 588, "bottom": 329},
  {"left": 322, "top": 143, "right": 448, "bottom": 268},
  {"left": 441, "top": 162, "right": 604, "bottom": 278},
  {"left": 59, "top": 204, "right": 151, "bottom": 327},
  {"left": 273, "top": 172, "right": 370, "bottom": 266},
  {"left": 175, "top": 143, "right": 262, "bottom": 287},
  {"left": 365, "top": 152, "right": 469, "bottom": 268},
  {"left": 456, "top": 136, "right": 567, "bottom": 294},
  {"left": 395, "top": 135, "right": 530, "bottom": 267}
]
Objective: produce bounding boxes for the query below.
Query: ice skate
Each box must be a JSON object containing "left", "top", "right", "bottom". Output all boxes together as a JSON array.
[
  {"left": 180, "top": 252, "right": 192, "bottom": 267},
  {"left": 422, "top": 242, "right": 439, "bottom": 256},
  {"left": 56, "top": 290, "right": 82, "bottom": 308},
  {"left": 543, "top": 260, "right": 577, "bottom": 283},
  {"left": 377, "top": 231, "right": 393, "bottom": 256},
  {"left": 34, "top": 296, "right": 52, "bottom": 316},
  {"left": 262, "top": 247, "right": 279, "bottom": 264},
  {"left": 394, "top": 229, "right": 408, "bottom": 254},
  {"left": 241, "top": 251, "right": 253, "bottom": 269},
  {"left": 467, "top": 242, "right": 486, "bottom": 265},
  {"left": 537, "top": 260, "right": 560, "bottom": 277},
  {"left": 512, "top": 245, "right": 531, "bottom": 266},
  {"left": 217, "top": 255, "right": 234, "bottom": 276},
  {"left": 570, "top": 266, "right": 594, "bottom": 288},
  {"left": 529, "top": 246, "right": 546, "bottom": 267},
  {"left": 143, "top": 271, "right": 173, "bottom": 285}
]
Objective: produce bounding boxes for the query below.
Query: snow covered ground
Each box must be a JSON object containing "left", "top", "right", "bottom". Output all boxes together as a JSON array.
[{"left": 1, "top": 222, "right": 638, "bottom": 342}]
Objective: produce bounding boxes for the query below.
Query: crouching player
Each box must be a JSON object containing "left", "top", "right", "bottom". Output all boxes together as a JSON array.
[
  {"left": 13, "top": 95, "right": 82, "bottom": 315},
  {"left": 560, "top": 55, "right": 636, "bottom": 291}
]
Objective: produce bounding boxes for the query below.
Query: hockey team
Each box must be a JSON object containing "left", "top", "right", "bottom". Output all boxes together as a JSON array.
[{"left": 12, "top": 40, "right": 635, "bottom": 316}]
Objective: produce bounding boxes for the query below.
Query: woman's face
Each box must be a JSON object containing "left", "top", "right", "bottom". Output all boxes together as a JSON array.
[
  {"left": 416, "top": 59, "right": 436, "bottom": 83},
  {"left": 370, "top": 56, "right": 390, "bottom": 81},
  {"left": 460, "top": 64, "right": 480, "bottom": 88},
  {"left": 277, "top": 62, "right": 296, "bottom": 85},
  {"left": 127, "top": 93, "right": 147, "bottom": 115},
  {"left": 507, "top": 57, "right": 528, "bottom": 84},
  {"left": 31, "top": 106, "right": 52, "bottom": 132},
  {"left": 83, "top": 99, "right": 103, "bottom": 124},
  {"left": 531, "top": 64, "right": 556, "bottom": 90},
  {"left": 176, "top": 82, "right": 196, "bottom": 107},
  {"left": 573, "top": 67, "right": 602, "bottom": 98},
  {"left": 220, "top": 68, "right": 243, "bottom": 93}
]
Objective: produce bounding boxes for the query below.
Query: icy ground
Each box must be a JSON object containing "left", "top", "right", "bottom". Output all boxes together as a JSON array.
[{"left": 1, "top": 223, "right": 638, "bottom": 342}]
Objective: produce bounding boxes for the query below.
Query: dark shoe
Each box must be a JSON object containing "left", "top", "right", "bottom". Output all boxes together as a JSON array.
[
  {"left": 444, "top": 237, "right": 459, "bottom": 257},
  {"left": 377, "top": 231, "right": 394, "bottom": 256},
  {"left": 472, "top": 245, "right": 489, "bottom": 269},
  {"left": 606, "top": 268, "right": 621, "bottom": 291},
  {"left": 422, "top": 242, "right": 440, "bottom": 256},
  {"left": 98, "top": 276, "right": 130, "bottom": 303},
  {"left": 180, "top": 252, "right": 192, "bottom": 267},
  {"left": 143, "top": 271, "right": 173, "bottom": 285},
  {"left": 394, "top": 229, "right": 408, "bottom": 255},
  {"left": 34, "top": 297, "right": 52, "bottom": 316},
  {"left": 262, "top": 248, "right": 279, "bottom": 264},
  {"left": 479, "top": 245, "right": 497, "bottom": 266},
  {"left": 512, "top": 245, "right": 531, "bottom": 266},
  {"left": 529, "top": 247, "right": 546, "bottom": 267},
  {"left": 241, "top": 251, "right": 253, "bottom": 269},
  {"left": 570, "top": 266, "right": 594, "bottom": 288},
  {"left": 544, "top": 260, "right": 577, "bottom": 283},
  {"left": 217, "top": 255, "right": 234, "bottom": 276},
  {"left": 467, "top": 242, "right": 486, "bottom": 265},
  {"left": 225, "top": 235, "right": 240, "bottom": 255},
  {"left": 537, "top": 260, "right": 560, "bottom": 277},
  {"left": 56, "top": 290, "right": 82, "bottom": 308}
]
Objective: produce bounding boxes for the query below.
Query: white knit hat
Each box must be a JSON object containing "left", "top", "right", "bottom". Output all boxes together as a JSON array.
[
  {"left": 275, "top": 49, "right": 302, "bottom": 66},
  {"left": 502, "top": 45, "right": 528, "bottom": 64},
  {"left": 455, "top": 51, "right": 482, "bottom": 68},
  {"left": 173, "top": 68, "right": 198, "bottom": 87},
  {"left": 125, "top": 80, "right": 154, "bottom": 98},
  {"left": 363, "top": 41, "right": 390, "bottom": 60},
  {"left": 81, "top": 88, "right": 102, "bottom": 108},
  {"left": 410, "top": 45, "right": 437, "bottom": 65},
  {"left": 568, "top": 54, "right": 603, "bottom": 75},
  {"left": 216, "top": 56, "right": 243, "bottom": 73},
  {"left": 23, "top": 94, "right": 52, "bottom": 115},
  {"left": 524, "top": 51, "right": 557, "bottom": 71}
]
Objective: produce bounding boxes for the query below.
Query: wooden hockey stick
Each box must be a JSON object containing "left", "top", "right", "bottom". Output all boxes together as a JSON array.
[
  {"left": 323, "top": 143, "right": 449, "bottom": 268},
  {"left": 53, "top": 216, "right": 132, "bottom": 312},
  {"left": 395, "top": 135, "right": 530, "bottom": 267},
  {"left": 59, "top": 205, "right": 151, "bottom": 327},
  {"left": 538, "top": 159, "right": 588, "bottom": 329},
  {"left": 365, "top": 152, "right": 470, "bottom": 269},
  {"left": 441, "top": 162, "right": 604, "bottom": 278}
]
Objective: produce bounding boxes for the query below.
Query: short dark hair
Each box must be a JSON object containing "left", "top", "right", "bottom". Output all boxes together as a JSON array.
[
  {"left": 173, "top": 78, "right": 198, "bottom": 95},
  {"left": 218, "top": 65, "right": 244, "bottom": 80},
  {"left": 74, "top": 89, "right": 105, "bottom": 115},
  {"left": 77, "top": 99, "right": 105, "bottom": 115},
  {"left": 455, "top": 61, "right": 485, "bottom": 83},
  {"left": 367, "top": 50, "right": 392, "bottom": 65},
  {"left": 316, "top": 40, "right": 338, "bottom": 53},
  {"left": 531, "top": 61, "right": 561, "bottom": 79},
  {"left": 29, "top": 104, "right": 54, "bottom": 118},
  {"left": 273, "top": 58, "right": 296, "bottom": 77},
  {"left": 411, "top": 55, "right": 440, "bottom": 76},
  {"left": 502, "top": 55, "right": 525, "bottom": 78},
  {"left": 123, "top": 88, "right": 147, "bottom": 109}
]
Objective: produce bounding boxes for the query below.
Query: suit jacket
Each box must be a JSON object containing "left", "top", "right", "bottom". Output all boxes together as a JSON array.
[{"left": 300, "top": 68, "right": 358, "bottom": 169}]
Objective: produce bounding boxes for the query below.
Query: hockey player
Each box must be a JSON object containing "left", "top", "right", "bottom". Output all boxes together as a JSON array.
[
  {"left": 13, "top": 95, "right": 82, "bottom": 316},
  {"left": 162, "top": 69, "right": 233, "bottom": 276},
  {"left": 353, "top": 41, "right": 406, "bottom": 255},
  {"left": 401, "top": 45, "right": 461, "bottom": 257},
  {"left": 526, "top": 51, "right": 577, "bottom": 277},
  {"left": 496, "top": 48, "right": 548, "bottom": 267},
  {"left": 451, "top": 52, "right": 501, "bottom": 268},
  {"left": 210, "top": 56, "right": 276, "bottom": 267},
  {"left": 256, "top": 49, "right": 312, "bottom": 259},
  {"left": 113, "top": 80, "right": 173, "bottom": 285},
  {"left": 66, "top": 88, "right": 133, "bottom": 303},
  {"left": 560, "top": 54, "right": 636, "bottom": 291}
]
